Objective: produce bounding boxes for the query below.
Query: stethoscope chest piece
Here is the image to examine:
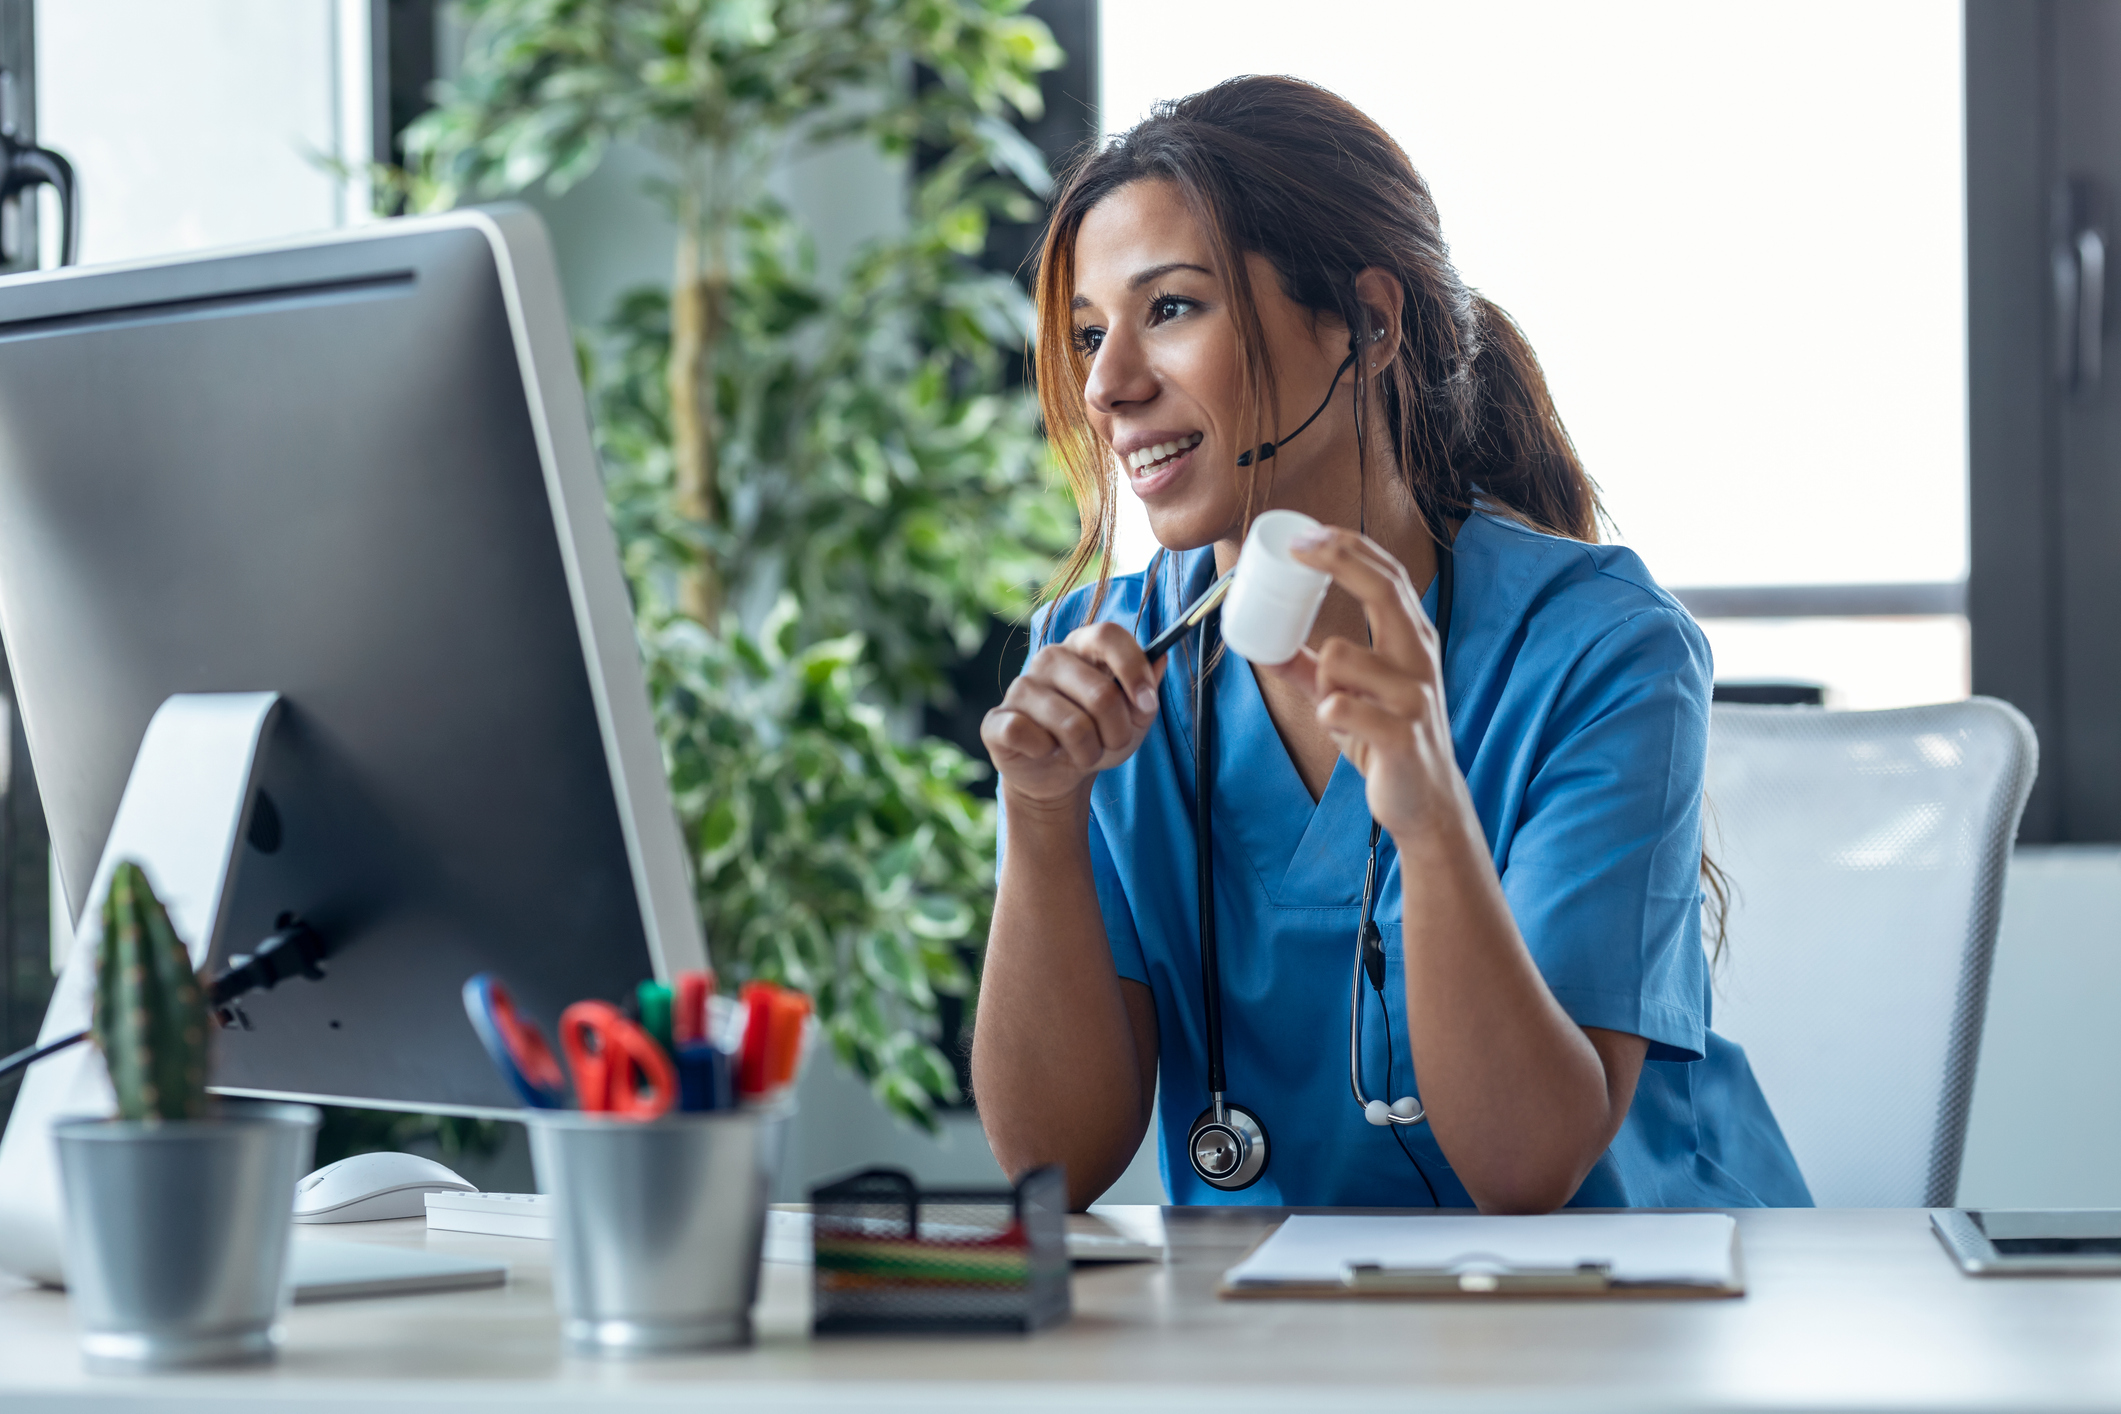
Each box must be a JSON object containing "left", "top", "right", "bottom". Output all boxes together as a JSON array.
[{"left": 1187, "top": 1101, "right": 1270, "bottom": 1190}]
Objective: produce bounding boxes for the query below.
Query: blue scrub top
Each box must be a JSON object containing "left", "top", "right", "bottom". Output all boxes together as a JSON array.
[{"left": 1012, "top": 507, "right": 1812, "bottom": 1209}]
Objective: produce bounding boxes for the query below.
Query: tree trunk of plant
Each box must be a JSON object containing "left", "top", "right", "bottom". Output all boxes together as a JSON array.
[{"left": 670, "top": 194, "right": 724, "bottom": 627}]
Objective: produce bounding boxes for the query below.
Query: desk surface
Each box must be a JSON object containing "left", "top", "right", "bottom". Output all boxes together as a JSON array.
[{"left": 3, "top": 1206, "right": 2119, "bottom": 1413}]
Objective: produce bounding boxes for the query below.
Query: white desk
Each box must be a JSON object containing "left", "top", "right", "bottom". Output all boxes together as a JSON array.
[{"left": 2, "top": 1206, "right": 2118, "bottom": 1412}]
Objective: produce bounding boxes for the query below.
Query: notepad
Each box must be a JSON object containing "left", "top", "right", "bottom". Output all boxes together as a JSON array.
[
  {"left": 288, "top": 1240, "right": 508, "bottom": 1303},
  {"left": 1222, "top": 1213, "right": 1742, "bottom": 1299}
]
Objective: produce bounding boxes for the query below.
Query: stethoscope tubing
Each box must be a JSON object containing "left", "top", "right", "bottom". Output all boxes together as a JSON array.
[
  {"left": 1180, "top": 536, "right": 1454, "bottom": 1164},
  {"left": 1194, "top": 611, "right": 1232, "bottom": 1116}
]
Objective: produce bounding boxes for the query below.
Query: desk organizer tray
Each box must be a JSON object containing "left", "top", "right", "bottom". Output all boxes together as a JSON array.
[{"left": 809, "top": 1165, "right": 1069, "bottom": 1333}]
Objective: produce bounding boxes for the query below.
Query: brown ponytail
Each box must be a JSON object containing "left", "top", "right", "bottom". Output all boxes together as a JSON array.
[{"left": 1463, "top": 295, "right": 1599, "bottom": 542}]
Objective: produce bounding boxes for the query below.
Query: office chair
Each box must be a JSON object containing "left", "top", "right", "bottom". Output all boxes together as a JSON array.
[{"left": 1703, "top": 698, "right": 2037, "bottom": 1207}]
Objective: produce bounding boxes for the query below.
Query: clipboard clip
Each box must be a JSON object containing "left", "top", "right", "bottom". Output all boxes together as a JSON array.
[{"left": 1342, "top": 1259, "right": 1614, "bottom": 1295}]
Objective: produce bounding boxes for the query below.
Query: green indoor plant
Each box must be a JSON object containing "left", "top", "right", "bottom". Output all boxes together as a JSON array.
[
  {"left": 53, "top": 863, "right": 320, "bottom": 1370},
  {"left": 387, "top": 0, "right": 1074, "bottom": 1126}
]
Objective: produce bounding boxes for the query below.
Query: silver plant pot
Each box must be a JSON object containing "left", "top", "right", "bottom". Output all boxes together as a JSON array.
[
  {"left": 53, "top": 1099, "right": 319, "bottom": 1372},
  {"left": 529, "top": 1106, "right": 787, "bottom": 1356}
]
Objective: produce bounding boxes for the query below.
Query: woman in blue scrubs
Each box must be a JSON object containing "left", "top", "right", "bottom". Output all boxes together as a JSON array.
[{"left": 972, "top": 76, "right": 1811, "bottom": 1212}]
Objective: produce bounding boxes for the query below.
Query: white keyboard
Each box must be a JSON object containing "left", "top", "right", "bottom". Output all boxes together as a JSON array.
[
  {"left": 424, "top": 1190, "right": 551, "bottom": 1240},
  {"left": 423, "top": 1193, "right": 807, "bottom": 1262}
]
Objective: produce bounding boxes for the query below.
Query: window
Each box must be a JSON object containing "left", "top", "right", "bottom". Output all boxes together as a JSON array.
[
  {"left": 1101, "top": 0, "right": 1967, "bottom": 708},
  {"left": 36, "top": 0, "right": 374, "bottom": 268}
]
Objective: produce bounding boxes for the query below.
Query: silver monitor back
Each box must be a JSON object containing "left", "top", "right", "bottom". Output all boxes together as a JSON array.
[{"left": 0, "top": 206, "right": 704, "bottom": 1113}]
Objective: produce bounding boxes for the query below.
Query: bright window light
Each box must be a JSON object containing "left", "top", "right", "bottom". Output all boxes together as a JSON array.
[
  {"left": 1098, "top": 1, "right": 1968, "bottom": 707},
  {"left": 1694, "top": 616, "right": 1969, "bottom": 711},
  {"left": 37, "top": 0, "right": 368, "bottom": 268}
]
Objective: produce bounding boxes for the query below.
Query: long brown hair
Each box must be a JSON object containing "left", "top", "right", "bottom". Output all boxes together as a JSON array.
[
  {"left": 1030, "top": 75, "right": 1732, "bottom": 957},
  {"left": 1032, "top": 74, "right": 1601, "bottom": 613}
]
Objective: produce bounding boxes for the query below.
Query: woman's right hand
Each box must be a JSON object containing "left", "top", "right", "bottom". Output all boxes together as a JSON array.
[{"left": 982, "top": 622, "right": 1167, "bottom": 807}]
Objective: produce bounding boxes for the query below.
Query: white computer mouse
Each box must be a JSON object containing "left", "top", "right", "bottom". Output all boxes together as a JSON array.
[{"left": 292, "top": 1151, "right": 478, "bottom": 1224}]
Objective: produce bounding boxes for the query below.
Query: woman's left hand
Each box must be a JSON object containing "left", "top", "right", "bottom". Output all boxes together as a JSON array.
[{"left": 1258, "top": 526, "right": 1468, "bottom": 843}]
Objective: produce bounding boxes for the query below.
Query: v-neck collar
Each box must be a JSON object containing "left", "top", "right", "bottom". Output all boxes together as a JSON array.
[{"left": 1168, "top": 550, "right": 1440, "bottom": 908}]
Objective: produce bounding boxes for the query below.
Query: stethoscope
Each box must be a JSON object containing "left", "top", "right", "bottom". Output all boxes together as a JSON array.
[
  {"left": 1115, "top": 330, "right": 1451, "bottom": 1193},
  {"left": 1171, "top": 542, "right": 1452, "bottom": 1191}
]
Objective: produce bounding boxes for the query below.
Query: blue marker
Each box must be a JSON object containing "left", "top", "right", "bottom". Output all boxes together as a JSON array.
[{"left": 676, "top": 1042, "right": 732, "bottom": 1112}]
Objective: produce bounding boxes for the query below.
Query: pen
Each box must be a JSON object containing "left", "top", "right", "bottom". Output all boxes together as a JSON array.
[{"left": 1141, "top": 568, "right": 1234, "bottom": 662}]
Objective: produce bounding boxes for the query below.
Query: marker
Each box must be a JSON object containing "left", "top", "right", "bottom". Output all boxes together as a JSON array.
[
  {"left": 737, "top": 983, "right": 777, "bottom": 1097},
  {"left": 676, "top": 1042, "right": 732, "bottom": 1112},
  {"left": 675, "top": 969, "right": 713, "bottom": 1047},
  {"left": 636, "top": 980, "right": 674, "bottom": 1057},
  {"left": 765, "top": 989, "right": 812, "bottom": 1091}
]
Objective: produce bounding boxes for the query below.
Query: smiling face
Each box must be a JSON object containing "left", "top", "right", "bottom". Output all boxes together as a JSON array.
[{"left": 1069, "top": 179, "right": 1365, "bottom": 555}]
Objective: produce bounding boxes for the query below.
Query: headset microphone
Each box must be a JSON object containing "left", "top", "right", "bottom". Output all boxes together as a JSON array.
[{"left": 1235, "top": 349, "right": 1360, "bottom": 467}]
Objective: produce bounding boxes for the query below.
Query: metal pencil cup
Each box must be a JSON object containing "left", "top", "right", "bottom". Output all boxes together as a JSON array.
[
  {"left": 53, "top": 1099, "right": 320, "bottom": 1372},
  {"left": 811, "top": 1165, "right": 1070, "bottom": 1334},
  {"left": 528, "top": 1106, "right": 786, "bottom": 1356}
]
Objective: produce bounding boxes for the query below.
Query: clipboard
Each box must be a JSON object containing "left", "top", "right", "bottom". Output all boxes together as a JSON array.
[{"left": 1218, "top": 1213, "right": 1745, "bottom": 1300}]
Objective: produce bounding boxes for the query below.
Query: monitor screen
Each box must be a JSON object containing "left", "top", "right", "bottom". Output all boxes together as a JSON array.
[{"left": 0, "top": 208, "right": 703, "bottom": 1112}]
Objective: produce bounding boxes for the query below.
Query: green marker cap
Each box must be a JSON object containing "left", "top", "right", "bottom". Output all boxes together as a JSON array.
[{"left": 636, "top": 980, "right": 674, "bottom": 1057}]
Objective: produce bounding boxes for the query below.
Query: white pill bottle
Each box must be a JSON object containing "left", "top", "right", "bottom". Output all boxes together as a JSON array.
[{"left": 1219, "top": 509, "right": 1332, "bottom": 665}]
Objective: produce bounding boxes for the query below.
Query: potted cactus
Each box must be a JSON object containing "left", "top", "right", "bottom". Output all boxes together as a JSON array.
[{"left": 51, "top": 861, "right": 320, "bottom": 1371}]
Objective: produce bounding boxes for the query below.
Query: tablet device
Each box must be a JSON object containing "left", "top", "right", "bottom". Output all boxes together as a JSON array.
[{"left": 1931, "top": 1208, "right": 2121, "bottom": 1275}]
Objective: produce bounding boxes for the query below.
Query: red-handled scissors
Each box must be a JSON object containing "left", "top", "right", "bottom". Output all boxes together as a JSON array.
[{"left": 559, "top": 1000, "right": 676, "bottom": 1120}]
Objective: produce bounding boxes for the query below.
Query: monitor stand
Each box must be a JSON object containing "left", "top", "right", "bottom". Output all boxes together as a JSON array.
[
  {"left": 0, "top": 694, "right": 517, "bottom": 1300},
  {"left": 0, "top": 692, "right": 282, "bottom": 1286}
]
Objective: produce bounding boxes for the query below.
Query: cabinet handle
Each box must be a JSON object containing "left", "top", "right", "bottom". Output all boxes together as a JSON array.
[
  {"left": 0, "top": 68, "right": 77, "bottom": 269},
  {"left": 2054, "top": 178, "right": 2105, "bottom": 393},
  {"left": 2076, "top": 228, "right": 2104, "bottom": 389}
]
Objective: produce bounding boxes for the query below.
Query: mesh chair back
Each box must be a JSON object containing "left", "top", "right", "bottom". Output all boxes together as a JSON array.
[{"left": 1704, "top": 698, "right": 2036, "bottom": 1207}]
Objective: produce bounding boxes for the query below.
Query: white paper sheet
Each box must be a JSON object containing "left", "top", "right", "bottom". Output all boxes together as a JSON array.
[{"left": 1224, "top": 1213, "right": 1739, "bottom": 1289}]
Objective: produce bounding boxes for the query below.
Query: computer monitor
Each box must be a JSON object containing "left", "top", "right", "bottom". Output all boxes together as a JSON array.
[{"left": 0, "top": 206, "right": 703, "bottom": 1112}]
